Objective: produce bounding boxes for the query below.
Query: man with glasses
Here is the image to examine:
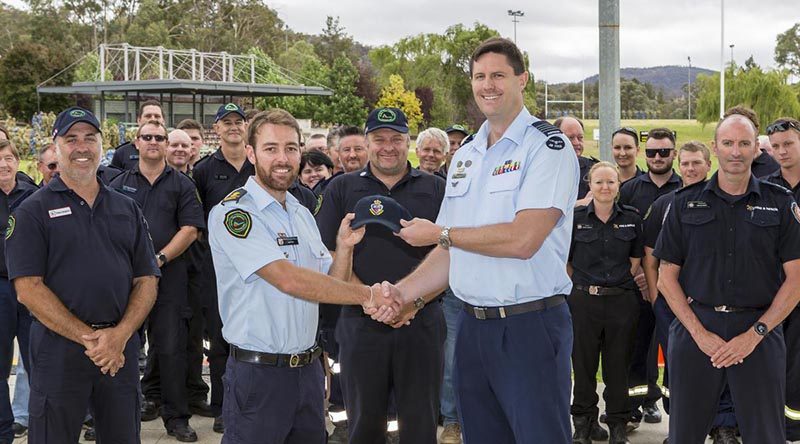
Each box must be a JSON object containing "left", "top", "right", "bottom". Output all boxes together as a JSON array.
[
  {"left": 611, "top": 127, "right": 645, "bottom": 185},
  {"left": 111, "top": 100, "right": 165, "bottom": 171},
  {"left": 618, "top": 127, "right": 682, "bottom": 429},
  {"left": 764, "top": 117, "right": 800, "bottom": 442},
  {"left": 36, "top": 144, "right": 59, "bottom": 186},
  {"left": 111, "top": 120, "right": 205, "bottom": 442}
]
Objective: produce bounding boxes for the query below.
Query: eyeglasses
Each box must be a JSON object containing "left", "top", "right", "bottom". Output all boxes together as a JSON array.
[
  {"left": 766, "top": 120, "right": 800, "bottom": 135},
  {"left": 139, "top": 134, "right": 167, "bottom": 142},
  {"left": 645, "top": 148, "right": 675, "bottom": 158},
  {"left": 46, "top": 162, "right": 58, "bottom": 171},
  {"left": 612, "top": 127, "right": 638, "bottom": 140}
]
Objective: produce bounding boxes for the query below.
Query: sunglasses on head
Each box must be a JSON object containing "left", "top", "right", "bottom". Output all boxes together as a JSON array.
[
  {"left": 766, "top": 120, "right": 800, "bottom": 135},
  {"left": 645, "top": 148, "right": 674, "bottom": 158},
  {"left": 612, "top": 127, "right": 638, "bottom": 140},
  {"left": 46, "top": 162, "right": 57, "bottom": 171},
  {"left": 139, "top": 134, "right": 167, "bottom": 142}
]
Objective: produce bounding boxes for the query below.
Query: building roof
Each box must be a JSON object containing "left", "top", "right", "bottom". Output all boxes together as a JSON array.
[{"left": 38, "top": 79, "right": 332, "bottom": 97}]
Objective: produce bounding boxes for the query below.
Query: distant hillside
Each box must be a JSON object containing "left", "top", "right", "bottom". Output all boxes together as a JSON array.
[{"left": 580, "top": 66, "right": 716, "bottom": 98}]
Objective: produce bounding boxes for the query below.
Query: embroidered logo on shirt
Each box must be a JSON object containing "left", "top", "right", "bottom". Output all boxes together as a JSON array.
[
  {"left": 546, "top": 136, "right": 565, "bottom": 150},
  {"left": 224, "top": 209, "right": 252, "bottom": 239},
  {"left": 791, "top": 202, "right": 800, "bottom": 224},
  {"left": 48, "top": 207, "right": 73, "bottom": 218},
  {"left": 492, "top": 160, "right": 520, "bottom": 176},
  {"left": 746, "top": 205, "right": 778, "bottom": 212},
  {"left": 5, "top": 215, "right": 14, "bottom": 240},
  {"left": 614, "top": 224, "right": 636, "bottom": 229},
  {"left": 369, "top": 199, "right": 384, "bottom": 216}
]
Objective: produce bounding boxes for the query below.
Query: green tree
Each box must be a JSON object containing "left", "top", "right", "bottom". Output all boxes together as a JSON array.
[
  {"left": 315, "top": 56, "right": 366, "bottom": 125},
  {"left": 775, "top": 23, "right": 800, "bottom": 77},
  {"left": 376, "top": 74, "right": 423, "bottom": 131},
  {"left": 0, "top": 41, "right": 74, "bottom": 120}
]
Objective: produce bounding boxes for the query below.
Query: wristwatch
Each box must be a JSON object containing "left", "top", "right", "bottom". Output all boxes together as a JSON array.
[
  {"left": 438, "top": 226, "right": 452, "bottom": 250},
  {"left": 413, "top": 297, "right": 425, "bottom": 310},
  {"left": 753, "top": 321, "right": 768, "bottom": 337},
  {"left": 157, "top": 252, "right": 167, "bottom": 265}
]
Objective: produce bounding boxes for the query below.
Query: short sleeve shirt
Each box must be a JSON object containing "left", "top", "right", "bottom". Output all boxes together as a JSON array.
[
  {"left": 192, "top": 148, "right": 255, "bottom": 222},
  {"left": 0, "top": 179, "right": 40, "bottom": 277},
  {"left": 752, "top": 150, "right": 781, "bottom": 179},
  {"left": 436, "top": 107, "right": 580, "bottom": 306},
  {"left": 6, "top": 176, "right": 160, "bottom": 323},
  {"left": 653, "top": 174, "right": 800, "bottom": 308},
  {"left": 209, "top": 177, "right": 332, "bottom": 354},
  {"left": 618, "top": 170, "right": 682, "bottom": 216},
  {"left": 643, "top": 191, "right": 676, "bottom": 249},
  {"left": 110, "top": 142, "right": 139, "bottom": 171}
]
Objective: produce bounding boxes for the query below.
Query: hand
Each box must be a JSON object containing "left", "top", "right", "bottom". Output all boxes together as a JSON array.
[
  {"left": 634, "top": 272, "right": 648, "bottom": 297},
  {"left": 396, "top": 218, "right": 440, "bottom": 247},
  {"left": 691, "top": 328, "right": 727, "bottom": 360},
  {"left": 362, "top": 282, "right": 401, "bottom": 321},
  {"left": 83, "top": 327, "right": 129, "bottom": 376},
  {"left": 710, "top": 329, "right": 762, "bottom": 368},
  {"left": 575, "top": 192, "right": 593, "bottom": 207},
  {"left": 336, "top": 213, "right": 366, "bottom": 249},
  {"left": 389, "top": 302, "right": 418, "bottom": 329}
]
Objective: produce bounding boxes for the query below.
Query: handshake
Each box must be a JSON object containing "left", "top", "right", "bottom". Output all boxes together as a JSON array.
[{"left": 361, "top": 281, "right": 419, "bottom": 328}]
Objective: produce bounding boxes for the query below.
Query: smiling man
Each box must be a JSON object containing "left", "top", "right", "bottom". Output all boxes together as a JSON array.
[
  {"left": 415, "top": 127, "right": 448, "bottom": 178},
  {"left": 166, "top": 129, "right": 193, "bottom": 174}
]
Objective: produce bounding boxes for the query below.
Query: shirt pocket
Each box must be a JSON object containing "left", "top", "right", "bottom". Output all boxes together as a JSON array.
[
  {"left": 679, "top": 209, "right": 717, "bottom": 244},
  {"left": 613, "top": 228, "right": 637, "bottom": 242},
  {"left": 743, "top": 210, "right": 780, "bottom": 247},
  {"left": 308, "top": 238, "right": 332, "bottom": 273},
  {"left": 487, "top": 172, "right": 521, "bottom": 194},
  {"left": 573, "top": 228, "right": 600, "bottom": 243},
  {"left": 445, "top": 176, "right": 472, "bottom": 198}
]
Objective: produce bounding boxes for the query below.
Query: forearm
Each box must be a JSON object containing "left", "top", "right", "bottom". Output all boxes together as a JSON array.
[
  {"left": 657, "top": 262, "right": 706, "bottom": 337},
  {"left": 160, "top": 226, "right": 198, "bottom": 261},
  {"left": 449, "top": 208, "right": 560, "bottom": 259},
  {"left": 328, "top": 247, "right": 354, "bottom": 282},
  {"left": 260, "top": 261, "right": 371, "bottom": 305},
  {"left": 116, "top": 276, "right": 158, "bottom": 340},
  {"left": 643, "top": 249, "right": 659, "bottom": 302},
  {"left": 14, "top": 277, "right": 93, "bottom": 345},
  {"left": 396, "top": 247, "right": 450, "bottom": 304}
]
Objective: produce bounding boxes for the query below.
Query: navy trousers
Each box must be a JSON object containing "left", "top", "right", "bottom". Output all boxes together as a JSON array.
[{"left": 0, "top": 278, "right": 30, "bottom": 443}]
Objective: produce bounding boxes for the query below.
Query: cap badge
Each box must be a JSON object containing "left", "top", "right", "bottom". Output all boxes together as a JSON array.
[
  {"left": 369, "top": 199, "right": 385, "bottom": 216},
  {"left": 70, "top": 109, "right": 86, "bottom": 117},
  {"left": 377, "top": 109, "right": 396, "bottom": 123}
]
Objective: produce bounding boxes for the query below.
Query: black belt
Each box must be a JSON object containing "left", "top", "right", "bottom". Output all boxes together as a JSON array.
[
  {"left": 575, "top": 285, "right": 629, "bottom": 296},
  {"left": 230, "top": 345, "right": 322, "bottom": 368},
  {"left": 463, "top": 295, "right": 565, "bottom": 320},
  {"left": 88, "top": 322, "right": 117, "bottom": 330},
  {"left": 689, "top": 298, "right": 765, "bottom": 313}
]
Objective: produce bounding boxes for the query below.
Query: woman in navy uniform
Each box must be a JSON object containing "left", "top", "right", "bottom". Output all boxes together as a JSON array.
[{"left": 568, "top": 161, "right": 644, "bottom": 444}]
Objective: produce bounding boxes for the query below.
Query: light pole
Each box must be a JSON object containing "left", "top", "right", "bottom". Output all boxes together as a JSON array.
[
  {"left": 729, "top": 44, "right": 735, "bottom": 66},
  {"left": 687, "top": 56, "right": 692, "bottom": 120},
  {"left": 508, "top": 10, "right": 524, "bottom": 44},
  {"left": 720, "top": 0, "right": 725, "bottom": 119}
]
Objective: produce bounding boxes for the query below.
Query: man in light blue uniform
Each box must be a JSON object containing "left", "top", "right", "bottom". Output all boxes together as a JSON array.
[
  {"left": 376, "top": 37, "right": 579, "bottom": 443},
  {"left": 208, "top": 109, "right": 397, "bottom": 444}
]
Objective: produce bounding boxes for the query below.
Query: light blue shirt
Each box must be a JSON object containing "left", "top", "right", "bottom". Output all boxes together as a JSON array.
[
  {"left": 209, "top": 177, "right": 332, "bottom": 354},
  {"left": 436, "top": 107, "right": 579, "bottom": 306}
]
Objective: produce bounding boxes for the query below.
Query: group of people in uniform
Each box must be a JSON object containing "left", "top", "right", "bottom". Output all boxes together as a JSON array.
[{"left": 0, "top": 35, "right": 798, "bottom": 444}]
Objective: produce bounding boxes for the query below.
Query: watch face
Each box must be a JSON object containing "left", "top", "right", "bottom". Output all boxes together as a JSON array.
[{"left": 755, "top": 322, "right": 768, "bottom": 335}]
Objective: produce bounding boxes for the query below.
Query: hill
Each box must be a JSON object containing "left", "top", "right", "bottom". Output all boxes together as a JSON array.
[{"left": 580, "top": 66, "right": 716, "bottom": 98}]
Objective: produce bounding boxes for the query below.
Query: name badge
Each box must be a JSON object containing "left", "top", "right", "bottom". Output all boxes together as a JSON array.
[
  {"left": 129, "top": 154, "right": 139, "bottom": 160},
  {"left": 687, "top": 201, "right": 709, "bottom": 209},
  {"left": 215, "top": 174, "right": 229, "bottom": 180},
  {"left": 122, "top": 185, "right": 137, "bottom": 193},
  {"left": 48, "top": 207, "right": 72, "bottom": 218},
  {"left": 277, "top": 236, "right": 299, "bottom": 246}
]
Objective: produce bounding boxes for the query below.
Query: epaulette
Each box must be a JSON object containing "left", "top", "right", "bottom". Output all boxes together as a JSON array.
[
  {"left": 459, "top": 133, "right": 475, "bottom": 147},
  {"left": 112, "top": 141, "right": 132, "bottom": 150},
  {"left": 193, "top": 152, "right": 213, "bottom": 168},
  {"left": 675, "top": 180, "right": 706, "bottom": 194},
  {"left": 760, "top": 180, "right": 793, "bottom": 195},
  {"left": 530, "top": 120, "right": 562, "bottom": 137},
  {"left": 621, "top": 204, "right": 639, "bottom": 214},
  {"left": 589, "top": 156, "right": 600, "bottom": 163},
  {"left": 221, "top": 187, "right": 247, "bottom": 205}
]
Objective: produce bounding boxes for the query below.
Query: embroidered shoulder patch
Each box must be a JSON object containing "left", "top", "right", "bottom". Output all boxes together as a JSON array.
[
  {"left": 5, "top": 215, "right": 14, "bottom": 240},
  {"left": 224, "top": 209, "right": 252, "bottom": 239},
  {"left": 222, "top": 188, "right": 247, "bottom": 204}
]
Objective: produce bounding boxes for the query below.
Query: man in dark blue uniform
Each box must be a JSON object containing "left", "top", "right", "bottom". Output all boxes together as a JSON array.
[
  {"left": 111, "top": 99, "right": 165, "bottom": 171},
  {"left": 720, "top": 106, "right": 780, "bottom": 179},
  {"left": 618, "top": 127, "right": 682, "bottom": 428},
  {"left": 6, "top": 106, "right": 160, "bottom": 444},
  {"left": 315, "top": 107, "right": 446, "bottom": 444},
  {"left": 654, "top": 113, "right": 800, "bottom": 444},
  {"left": 764, "top": 117, "right": 800, "bottom": 442},
  {"left": 555, "top": 116, "right": 596, "bottom": 205},
  {"left": 111, "top": 120, "right": 205, "bottom": 441},
  {"left": 0, "top": 139, "right": 39, "bottom": 444}
]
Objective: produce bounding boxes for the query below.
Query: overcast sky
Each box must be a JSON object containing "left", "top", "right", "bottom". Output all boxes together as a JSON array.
[{"left": 270, "top": 0, "right": 796, "bottom": 83}]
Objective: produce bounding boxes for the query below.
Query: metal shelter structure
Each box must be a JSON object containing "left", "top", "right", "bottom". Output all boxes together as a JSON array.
[{"left": 37, "top": 44, "right": 332, "bottom": 126}]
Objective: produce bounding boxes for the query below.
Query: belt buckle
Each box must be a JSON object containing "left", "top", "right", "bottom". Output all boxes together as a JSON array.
[
  {"left": 289, "top": 354, "right": 301, "bottom": 368},
  {"left": 714, "top": 305, "right": 732, "bottom": 313},
  {"left": 473, "top": 307, "right": 487, "bottom": 320},
  {"left": 588, "top": 285, "right": 600, "bottom": 296}
]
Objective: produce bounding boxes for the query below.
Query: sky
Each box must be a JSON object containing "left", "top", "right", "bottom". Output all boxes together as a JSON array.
[{"left": 267, "top": 0, "right": 796, "bottom": 83}]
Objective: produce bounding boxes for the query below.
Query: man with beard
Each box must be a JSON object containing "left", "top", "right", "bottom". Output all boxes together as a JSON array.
[
  {"left": 315, "top": 107, "right": 446, "bottom": 444},
  {"left": 112, "top": 121, "right": 204, "bottom": 442},
  {"left": 209, "top": 109, "right": 398, "bottom": 444},
  {"left": 7, "top": 107, "right": 160, "bottom": 444},
  {"left": 111, "top": 100, "right": 164, "bottom": 171}
]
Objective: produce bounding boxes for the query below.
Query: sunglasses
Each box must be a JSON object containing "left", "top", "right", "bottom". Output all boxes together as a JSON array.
[
  {"left": 46, "top": 162, "right": 58, "bottom": 171},
  {"left": 139, "top": 134, "right": 167, "bottom": 142},
  {"left": 612, "top": 127, "right": 638, "bottom": 140},
  {"left": 766, "top": 120, "right": 800, "bottom": 135},
  {"left": 645, "top": 148, "right": 674, "bottom": 158}
]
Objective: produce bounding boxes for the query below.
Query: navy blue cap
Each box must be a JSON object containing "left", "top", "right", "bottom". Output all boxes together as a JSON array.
[
  {"left": 52, "top": 107, "right": 102, "bottom": 140},
  {"left": 215, "top": 103, "right": 246, "bottom": 122},
  {"left": 445, "top": 124, "right": 470, "bottom": 136},
  {"left": 351, "top": 194, "right": 412, "bottom": 233},
  {"left": 365, "top": 107, "right": 409, "bottom": 134}
]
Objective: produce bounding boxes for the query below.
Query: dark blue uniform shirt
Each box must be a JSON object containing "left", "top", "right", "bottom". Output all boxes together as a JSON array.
[
  {"left": 764, "top": 170, "right": 800, "bottom": 202},
  {"left": 315, "top": 163, "right": 445, "bottom": 286},
  {"left": 110, "top": 165, "right": 205, "bottom": 252},
  {"left": 110, "top": 142, "right": 140, "bottom": 171},
  {"left": 569, "top": 202, "right": 644, "bottom": 288},
  {"left": 578, "top": 156, "right": 598, "bottom": 199},
  {"left": 0, "top": 178, "right": 40, "bottom": 277},
  {"left": 653, "top": 173, "right": 800, "bottom": 308},
  {"left": 6, "top": 176, "right": 160, "bottom": 323},
  {"left": 619, "top": 170, "right": 682, "bottom": 216},
  {"left": 643, "top": 191, "right": 677, "bottom": 249},
  {"left": 192, "top": 149, "right": 254, "bottom": 221},
  {"left": 751, "top": 149, "right": 780, "bottom": 179}
]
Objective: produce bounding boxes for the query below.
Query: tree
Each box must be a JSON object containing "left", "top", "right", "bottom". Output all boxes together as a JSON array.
[
  {"left": 318, "top": 16, "right": 354, "bottom": 66},
  {"left": 315, "top": 55, "right": 366, "bottom": 125},
  {"left": 414, "top": 87, "right": 434, "bottom": 127},
  {"left": 775, "top": 23, "right": 800, "bottom": 77},
  {"left": 0, "top": 41, "right": 74, "bottom": 119},
  {"left": 376, "top": 75, "right": 423, "bottom": 132}
]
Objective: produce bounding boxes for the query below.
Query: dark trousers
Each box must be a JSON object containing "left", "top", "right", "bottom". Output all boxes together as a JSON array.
[
  {"left": 668, "top": 304, "right": 786, "bottom": 444},
  {"left": 786, "top": 307, "right": 800, "bottom": 441},
  {"left": 319, "top": 307, "right": 345, "bottom": 420},
  {"left": 221, "top": 356, "right": 325, "bottom": 444},
  {"left": 0, "top": 278, "right": 31, "bottom": 442},
  {"left": 455, "top": 301, "right": 573, "bottom": 444},
  {"left": 627, "top": 293, "right": 661, "bottom": 413},
  {"left": 186, "top": 267, "right": 210, "bottom": 404},
  {"left": 141, "top": 259, "right": 191, "bottom": 426},
  {"left": 568, "top": 287, "right": 639, "bottom": 424},
  {"left": 27, "top": 321, "right": 141, "bottom": 444},
  {"left": 336, "top": 303, "right": 445, "bottom": 444},
  {"left": 203, "top": 256, "right": 229, "bottom": 417}
]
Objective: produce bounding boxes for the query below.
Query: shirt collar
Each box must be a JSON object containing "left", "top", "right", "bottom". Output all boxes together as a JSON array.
[
  {"left": 640, "top": 169, "right": 681, "bottom": 185},
  {"left": 244, "top": 176, "right": 300, "bottom": 213},
  {"left": 586, "top": 200, "right": 624, "bottom": 219},
  {"left": 47, "top": 175, "right": 107, "bottom": 194},
  {"left": 472, "top": 107, "right": 532, "bottom": 153},
  {"left": 359, "top": 161, "right": 421, "bottom": 180},
  {"left": 702, "top": 172, "right": 762, "bottom": 198}
]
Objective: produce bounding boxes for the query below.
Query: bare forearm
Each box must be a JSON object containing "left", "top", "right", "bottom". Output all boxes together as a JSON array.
[
  {"left": 449, "top": 209, "right": 560, "bottom": 259},
  {"left": 116, "top": 276, "right": 158, "bottom": 339},
  {"left": 328, "top": 247, "right": 354, "bottom": 282},
  {"left": 658, "top": 263, "right": 705, "bottom": 337},
  {"left": 15, "top": 277, "right": 93, "bottom": 345},
  {"left": 643, "top": 248, "right": 659, "bottom": 302},
  {"left": 160, "top": 226, "right": 198, "bottom": 261},
  {"left": 397, "top": 247, "right": 450, "bottom": 304},
  {"left": 260, "top": 261, "right": 370, "bottom": 305}
]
